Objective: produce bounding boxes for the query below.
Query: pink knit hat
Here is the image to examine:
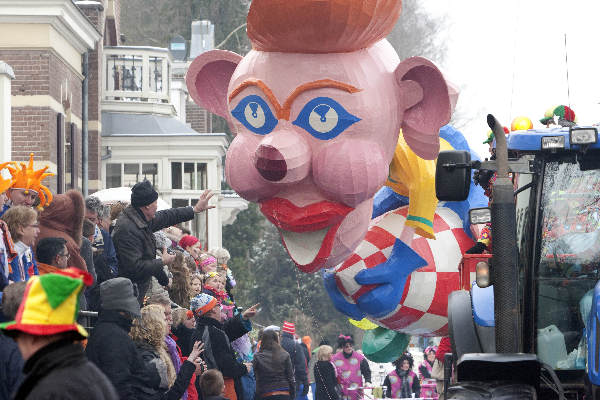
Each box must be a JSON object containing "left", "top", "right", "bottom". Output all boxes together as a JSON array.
[{"left": 282, "top": 321, "right": 295, "bottom": 335}]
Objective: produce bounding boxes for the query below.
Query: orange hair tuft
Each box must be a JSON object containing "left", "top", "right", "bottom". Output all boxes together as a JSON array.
[{"left": 247, "top": 0, "right": 402, "bottom": 54}]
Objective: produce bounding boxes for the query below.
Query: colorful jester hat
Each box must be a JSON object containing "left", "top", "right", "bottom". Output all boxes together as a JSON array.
[
  {"left": 540, "top": 105, "right": 576, "bottom": 126},
  {"left": 7, "top": 153, "right": 55, "bottom": 208},
  {"left": 0, "top": 161, "right": 17, "bottom": 194},
  {"left": 0, "top": 268, "right": 93, "bottom": 339}
]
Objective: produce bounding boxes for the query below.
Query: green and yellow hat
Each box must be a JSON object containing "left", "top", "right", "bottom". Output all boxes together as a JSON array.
[{"left": 0, "top": 268, "right": 93, "bottom": 338}]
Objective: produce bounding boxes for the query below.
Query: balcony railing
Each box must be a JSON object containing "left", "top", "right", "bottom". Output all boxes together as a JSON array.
[{"left": 103, "top": 46, "right": 171, "bottom": 103}]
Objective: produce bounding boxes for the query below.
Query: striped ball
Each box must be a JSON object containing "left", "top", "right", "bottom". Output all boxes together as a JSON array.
[{"left": 333, "top": 205, "right": 474, "bottom": 336}]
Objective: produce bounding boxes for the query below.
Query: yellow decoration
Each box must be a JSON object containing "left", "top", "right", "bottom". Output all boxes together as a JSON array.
[
  {"left": 511, "top": 116, "right": 533, "bottom": 131},
  {"left": 7, "top": 153, "right": 54, "bottom": 208},
  {"left": 349, "top": 318, "right": 379, "bottom": 330},
  {"left": 385, "top": 133, "right": 454, "bottom": 239}
]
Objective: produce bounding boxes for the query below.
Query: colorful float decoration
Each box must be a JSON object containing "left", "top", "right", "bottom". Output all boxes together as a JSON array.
[
  {"left": 511, "top": 116, "right": 533, "bottom": 131},
  {"left": 540, "top": 105, "right": 576, "bottom": 127},
  {"left": 324, "top": 125, "right": 487, "bottom": 339},
  {"left": 186, "top": 0, "right": 489, "bottom": 352}
]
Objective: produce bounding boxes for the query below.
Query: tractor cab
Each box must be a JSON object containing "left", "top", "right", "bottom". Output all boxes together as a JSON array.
[{"left": 437, "top": 122, "right": 600, "bottom": 398}]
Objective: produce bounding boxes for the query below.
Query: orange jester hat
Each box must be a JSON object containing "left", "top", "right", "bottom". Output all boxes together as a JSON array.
[{"left": 7, "top": 153, "right": 54, "bottom": 209}]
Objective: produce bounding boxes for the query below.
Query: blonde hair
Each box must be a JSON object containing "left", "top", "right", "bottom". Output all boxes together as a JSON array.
[
  {"left": 130, "top": 304, "right": 176, "bottom": 387},
  {"left": 172, "top": 307, "right": 192, "bottom": 328},
  {"left": 1, "top": 205, "right": 37, "bottom": 241},
  {"left": 317, "top": 345, "right": 333, "bottom": 361},
  {"left": 208, "top": 247, "right": 230, "bottom": 265}
]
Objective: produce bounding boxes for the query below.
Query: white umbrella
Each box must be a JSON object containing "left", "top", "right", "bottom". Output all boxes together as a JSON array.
[{"left": 92, "top": 187, "right": 171, "bottom": 210}]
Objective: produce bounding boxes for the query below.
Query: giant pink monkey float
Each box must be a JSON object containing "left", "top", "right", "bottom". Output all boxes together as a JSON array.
[{"left": 187, "top": 0, "right": 453, "bottom": 273}]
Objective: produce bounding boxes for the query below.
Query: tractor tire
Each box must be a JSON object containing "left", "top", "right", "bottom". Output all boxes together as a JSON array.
[{"left": 446, "top": 381, "right": 536, "bottom": 399}]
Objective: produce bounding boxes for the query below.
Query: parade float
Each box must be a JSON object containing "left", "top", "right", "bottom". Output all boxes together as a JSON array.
[{"left": 186, "top": 0, "right": 486, "bottom": 361}]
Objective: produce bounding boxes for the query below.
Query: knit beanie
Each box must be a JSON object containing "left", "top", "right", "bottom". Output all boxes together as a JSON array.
[
  {"left": 100, "top": 277, "right": 141, "bottom": 318},
  {"left": 282, "top": 321, "right": 295, "bottom": 335},
  {"left": 131, "top": 180, "right": 158, "bottom": 208},
  {"left": 190, "top": 293, "right": 218, "bottom": 316},
  {"left": 179, "top": 235, "right": 199, "bottom": 249}
]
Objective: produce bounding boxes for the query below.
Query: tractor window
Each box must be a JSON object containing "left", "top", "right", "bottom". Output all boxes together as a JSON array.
[{"left": 536, "top": 161, "right": 600, "bottom": 370}]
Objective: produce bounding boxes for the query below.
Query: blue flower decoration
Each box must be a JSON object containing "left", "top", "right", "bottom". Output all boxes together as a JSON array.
[
  {"left": 231, "top": 95, "right": 278, "bottom": 135},
  {"left": 293, "top": 97, "right": 360, "bottom": 140}
]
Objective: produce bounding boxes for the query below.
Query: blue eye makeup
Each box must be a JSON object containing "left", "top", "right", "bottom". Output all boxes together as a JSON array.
[
  {"left": 231, "top": 95, "right": 278, "bottom": 135},
  {"left": 292, "top": 97, "right": 360, "bottom": 140}
]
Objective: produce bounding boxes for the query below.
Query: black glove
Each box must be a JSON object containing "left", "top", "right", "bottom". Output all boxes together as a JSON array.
[
  {"left": 466, "top": 241, "right": 487, "bottom": 254},
  {"left": 301, "top": 382, "right": 309, "bottom": 396},
  {"left": 153, "top": 265, "right": 169, "bottom": 286}
]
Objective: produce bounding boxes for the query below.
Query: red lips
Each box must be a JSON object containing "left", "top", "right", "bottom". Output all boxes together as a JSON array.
[{"left": 260, "top": 198, "right": 353, "bottom": 233}]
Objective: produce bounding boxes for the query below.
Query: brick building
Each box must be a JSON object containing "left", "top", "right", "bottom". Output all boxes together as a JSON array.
[
  {"left": 0, "top": 1, "right": 246, "bottom": 248},
  {"left": 0, "top": 0, "right": 101, "bottom": 193}
]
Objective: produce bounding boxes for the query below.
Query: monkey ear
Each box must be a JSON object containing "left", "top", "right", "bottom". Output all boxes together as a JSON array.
[
  {"left": 186, "top": 50, "right": 243, "bottom": 119},
  {"left": 395, "top": 56, "right": 452, "bottom": 160}
]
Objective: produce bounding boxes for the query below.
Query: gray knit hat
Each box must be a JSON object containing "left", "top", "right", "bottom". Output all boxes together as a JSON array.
[{"left": 100, "top": 278, "right": 141, "bottom": 317}]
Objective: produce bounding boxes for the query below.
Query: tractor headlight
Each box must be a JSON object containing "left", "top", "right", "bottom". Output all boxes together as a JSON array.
[
  {"left": 469, "top": 207, "right": 491, "bottom": 225},
  {"left": 570, "top": 127, "right": 598, "bottom": 145},
  {"left": 476, "top": 261, "right": 491, "bottom": 288},
  {"left": 541, "top": 135, "right": 565, "bottom": 150}
]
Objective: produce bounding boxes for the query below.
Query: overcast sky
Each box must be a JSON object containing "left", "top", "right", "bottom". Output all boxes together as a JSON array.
[{"left": 419, "top": 0, "right": 600, "bottom": 157}]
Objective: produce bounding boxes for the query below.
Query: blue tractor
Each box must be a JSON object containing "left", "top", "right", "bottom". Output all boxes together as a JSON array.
[{"left": 437, "top": 115, "right": 600, "bottom": 399}]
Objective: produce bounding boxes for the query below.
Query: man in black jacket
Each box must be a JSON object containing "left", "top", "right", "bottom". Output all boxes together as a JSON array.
[
  {"left": 86, "top": 277, "right": 159, "bottom": 399},
  {"left": 190, "top": 293, "right": 260, "bottom": 400},
  {"left": 112, "top": 181, "right": 214, "bottom": 303},
  {"left": 0, "top": 270, "right": 118, "bottom": 400},
  {"left": 280, "top": 321, "right": 309, "bottom": 400}
]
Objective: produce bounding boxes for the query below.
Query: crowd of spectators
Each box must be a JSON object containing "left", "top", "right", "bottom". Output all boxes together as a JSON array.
[
  {"left": 0, "top": 157, "right": 272, "bottom": 400},
  {"left": 0, "top": 156, "right": 360, "bottom": 400}
]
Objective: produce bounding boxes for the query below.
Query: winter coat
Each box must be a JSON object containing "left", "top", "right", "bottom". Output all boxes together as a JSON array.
[
  {"left": 8, "top": 242, "right": 37, "bottom": 282},
  {"left": 173, "top": 323, "right": 195, "bottom": 357},
  {"left": 86, "top": 310, "right": 160, "bottom": 399},
  {"left": 281, "top": 332, "right": 308, "bottom": 388},
  {"left": 0, "top": 220, "right": 16, "bottom": 291},
  {"left": 384, "top": 368, "right": 420, "bottom": 399},
  {"left": 13, "top": 339, "right": 118, "bottom": 400},
  {"left": 80, "top": 237, "right": 96, "bottom": 281},
  {"left": 100, "top": 228, "right": 119, "bottom": 275},
  {"left": 253, "top": 347, "right": 295, "bottom": 398},
  {"left": 191, "top": 315, "right": 251, "bottom": 398},
  {"left": 314, "top": 361, "right": 339, "bottom": 400},
  {"left": 134, "top": 341, "right": 197, "bottom": 400},
  {"left": 308, "top": 346, "right": 320, "bottom": 384},
  {"left": 112, "top": 205, "right": 194, "bottom": 302},
  {"left": 0, "top": 333, "right": 23, "bottom": 400},
  {"left": 36, "top": 190, "right": 87, "bottom": 272}
]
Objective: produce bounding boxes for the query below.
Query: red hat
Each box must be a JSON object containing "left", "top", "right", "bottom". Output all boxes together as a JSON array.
[
  {"left": 179, "top": 235, "right": 199, "bottom": 249},
  {"left": 282, "top": 321, "right": 295, "bottom": 335}
]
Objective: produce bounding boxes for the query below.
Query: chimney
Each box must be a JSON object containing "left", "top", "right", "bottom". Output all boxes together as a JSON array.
[{"left": 190, "top": 20, "right": 215, "bottom": 59}]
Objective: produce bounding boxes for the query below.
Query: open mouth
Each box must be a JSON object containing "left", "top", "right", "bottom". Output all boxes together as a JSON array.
[{"left": 260, "top": 198, "right": 353, "bottom": 272}]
